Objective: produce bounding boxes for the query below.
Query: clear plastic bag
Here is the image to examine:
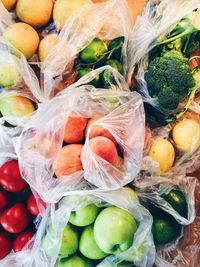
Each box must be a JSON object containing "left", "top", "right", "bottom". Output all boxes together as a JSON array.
[
  {"left": 127, "top": 0, "right": 200, "bottom": 111},
  {"left": 27, "top": 182, "right": 155, "bottom": 267},
  {"left": 15, "top": 77, "right": 145, "bottom": 202},
  {"left": 41, "top": 0, "right": 132, "bottom": 99},
  {"left": 135, "top": 175, "right": 196, "bottom": 226},
  {"left": 142, "top": 102, "right": 200, "bottom": 177},
  {"left": 0, "top": 2, "right": 14, "bottom": 35}
]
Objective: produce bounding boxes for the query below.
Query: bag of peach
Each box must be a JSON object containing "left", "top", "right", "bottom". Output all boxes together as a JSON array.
[
  {"left": 40, "top": 0, "right": 132, "bottom": 99},
  {"left": 134, "top": 174, "right": 197, "bottom": 267},
  {"left": 26, "top": 181, "right": 155, "bottom": 267},
  {"left": 14, "top": 78, "right": 145, "bottom": 202}
]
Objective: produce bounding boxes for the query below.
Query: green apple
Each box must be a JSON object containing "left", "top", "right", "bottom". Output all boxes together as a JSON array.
[
  {"left": 94, "top": 206, "right": 138, "bottom": 254},
  {"left": 58, "top": 255, "right": 94, "bottom": 267},
  {"left": 79, "top": 224, "right": 108, "bottom": 260},
  {"left": 42, "top": 224, "right": 79, "bottom": 259},
  {"left": 0, "top": 52, "right": 21, "bottom": 87},
  {"left": 58, "top": 223, "right": 79, "bottom": 259},
  {"left": 124, "top": 187, "right": 138, "bottom": 202},
  {"left": 69, "top": 204, "right": 101, "bottom": 227},
  {"left": 0, "top": 96, "right": 35, "bottom": 117}
]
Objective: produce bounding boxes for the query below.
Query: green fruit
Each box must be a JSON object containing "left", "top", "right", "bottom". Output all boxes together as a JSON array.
[
  {"left": 69, "top": 204, "right": 101, "bottom": 227},
  {"left": 124, "top": 187, "right": 138, "bottom": 202},
  {"left": 0, "top": 96, "right": 35, "bottom": 118},
  {"left": 79, "top": 38, "right": 108, "bottom": 64},
  {"left": 152, "top": 213, "right": 182, "bottom": 245},
  {"left": 94, "top": 206, "right": 138, "bottom": 254},
  {"left": 100, "top": 59, "right": 123, "bottom": 88},
  {"left": 77, "top": 68, "right": 100, "bottom": 87},
  {"left": 0, "top": 52, "right": 21, "bottom": 88},
  {"left": 163, "top": 189, "right": 188, "bottom": 218},
  {"left": 42, "top": 226, "right": 57, "bottom": 258},
  {"left": 108, "top": 36, "right": 125, "bottom": 60},
  {"left": 79, "top": 224, "right": 108, "bottom": 260},
  {"left": 58, "top": 255, "right": 94, "bottom": 267},
  {"left": 58, "top": 224, "right": 79, "bottom": 259}
]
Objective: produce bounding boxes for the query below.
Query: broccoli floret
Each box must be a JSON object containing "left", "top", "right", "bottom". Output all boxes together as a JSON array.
[{"left": 145, "top": 50, "right": 195, "bottom": 113}]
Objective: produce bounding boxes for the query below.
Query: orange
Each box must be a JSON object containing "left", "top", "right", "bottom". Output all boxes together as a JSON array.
[{"left": 1, "top": 0, "right": 16, "bottom": 10}]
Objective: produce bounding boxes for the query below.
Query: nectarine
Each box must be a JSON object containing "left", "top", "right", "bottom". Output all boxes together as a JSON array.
[
  {"left": 64, "top": 116, "right": 88, "bottom": 143},
  {"left": 89, "top": 136, "right": 118, "bottom": 165},
  {"left": 85, "top": 118, "right": 116, "bottom": 144},
  {"left": 54, "top": 144, "right": 83, "bottom": 177}
]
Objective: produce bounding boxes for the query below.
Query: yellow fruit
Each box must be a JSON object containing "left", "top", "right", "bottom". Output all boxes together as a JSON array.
[
  {"left": 172, "top": 119, "right": 200, "bottom": 152},
  {"left": 124, "top": 186, "right": 138, "bottom": 202},
  {"left": 148, "top": 137, "right": 175, "bottom": 173},
  {"left": 53, "top": 0, "right": 91, "bottom": 30},
  {"left": 16, "top": 0, "right": 54, "bottom": 28},
  {"left": 1, "top": 0, "right": 17, "bottom": 10},
  {"left": 3, "top": 22, "right": 40, "bottom": 59},
  {"left": 38, "top": 34, "right": 59, "bottom": 61}
]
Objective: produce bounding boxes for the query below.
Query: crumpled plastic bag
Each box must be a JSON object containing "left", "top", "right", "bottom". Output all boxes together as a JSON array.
[
  {"left": 127, "top": 0, "right": 200, "bottom": 111},
  {"left": 14, "top": 75, "right": 145, "bottom": 202},
  {"left": 27, "top": 181, "right": 155, "bottom": 267},
  {"left": 41, "top": 0, "right": 132, "bottom": 99}
]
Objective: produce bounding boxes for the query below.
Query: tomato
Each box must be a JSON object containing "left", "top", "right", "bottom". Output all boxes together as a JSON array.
[
  {"left": 0, "top": 228, "right": 12, "bottom": 260},
  {"left": 27, "top": 193, "right": 45, "bottom": 217},
  {"left": 0, "top": 160, "right": 27, "bottom": 192},
  {"left": 13, "top": 228, "right": 35, "bottom": 252},
  {"left": 0, "top": 189, "right": 10, "bottom": 213},
  {"left": 0, "top": 203, "right": 30, "bottom": 234}
]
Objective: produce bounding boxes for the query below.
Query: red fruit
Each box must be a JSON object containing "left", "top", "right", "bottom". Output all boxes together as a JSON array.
[
  {"left": 13, "top": 229, "right": 35, "bottom": 252},
  {"left": 0, "top": 189, "right": 10, "bottom": 213},
  {"left": 0, "top": 203, "right": 30, "bottom": 234},
  {"left": 0, "top": 228, "right": 12, "bottom": 260},
  {"left": 0, "top": 160, "right": 27, "bottom": 192},
  {"left": 64, "top": 116, "right": 88, "bottom": 143},
  {"left": 27, "top": 193, "right": 45, "bottom": 217}
]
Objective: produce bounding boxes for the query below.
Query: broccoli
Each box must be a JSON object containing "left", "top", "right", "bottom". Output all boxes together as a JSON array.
[{"left": 145, "top": 50, "right": 195, "bottom": 113}]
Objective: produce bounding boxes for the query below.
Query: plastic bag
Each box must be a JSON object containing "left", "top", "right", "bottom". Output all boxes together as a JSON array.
[
  {"left": 41, "top": 0, "right": 132, "bottom": 99},
  {"left": 142, "top": 102, "right": 200, "bottom": 177},
  {"left": 0, "top": 38, "right": 43, "bottom": 126},
  {"left": 0, "top": 2, "right": 14, "bottom": 35},
  {"left": 135, "top": 175, "right": 196, "bottom": 226},
  {"left": 28, "top": 181, "right": 155, "bottom": 267},
  {"left": 14, "top": 76, "right": 145, "bottom": 202},
  {"left": 127, "top": 0, "right": 200, "bottom": 114}
]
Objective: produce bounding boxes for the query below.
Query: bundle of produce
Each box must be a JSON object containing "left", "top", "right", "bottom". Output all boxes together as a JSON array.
[
  {"left": 14, "top": 78, "right": 145, "bottom": 201},
  {"left": 143, "top": 108, "right": 200, "bottom": 176},
  {"left": 32, "top": 182, "right": 155, "bottom": 267},
  {"left": 128, "top": 0, "right": 200, "bottom": 124},
  {"left": 0, "top": 124, "right": 46, "bottom": 265},
  {"left": 135, "top": 174, "right": 196, "bottom": 267},
  {"left": 40, "top": 0, "right": 132, "bottom": 99}
]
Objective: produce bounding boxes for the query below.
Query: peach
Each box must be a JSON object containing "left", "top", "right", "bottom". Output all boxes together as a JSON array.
[
  {"left": 89, "top": 136, "right": 118, "bottom": 165},
  {"left": 63, "top": 116, "right": 88, "bottom": 143},
  {"left": 113, "top": 155, "right": 124, "bottom": 169},
  {"left": 85, "top": 118, "right": 116, "bottom": 144},
  {"left": 54, "top": 144, "right": 83, "bottom": 177},
  {"left": 1, "top": 0, "right": 17, "bottom": 10}
]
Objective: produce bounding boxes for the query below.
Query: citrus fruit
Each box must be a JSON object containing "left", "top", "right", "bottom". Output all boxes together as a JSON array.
[
  {"left": 1, "top": 0, "right": 16, "bottom": 10},
  {"left": 77, "top": 68, "right": 100, "bottom": 87},
  {"left": 39, "top": 34, "right": 59, "bottom": 61},
  {"left": 108, "top": 36, "right": 125, "bottom": 60},
  {"left": 3, "top": 22, "right": 40, "bottom": 59}
]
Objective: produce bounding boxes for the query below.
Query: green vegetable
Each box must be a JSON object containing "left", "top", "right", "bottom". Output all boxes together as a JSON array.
[
  {"left": 108, "top": 36, "right": 125, "bottom": 60},
  {"left": 77, "top": 68, "right": 100, "bottom": 87},
  {"left": 145, "top": 50, "right": 195, "bottom": 112}
]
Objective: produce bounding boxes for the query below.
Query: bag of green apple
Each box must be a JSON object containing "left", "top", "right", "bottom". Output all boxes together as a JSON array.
[
  {"left": 40, "top": 0, "right": 132, "bottom": 99},
  {"left": 34, "top": 182, "right": 155, "bottom": 267},
  {"left": 0, "top": 38, "right": 43, "bottom": 126},
  {"left": 15, "top": 83, "right": 145, "bottom": 201},
  {"left": 127, "top": 0, "right": 200, "bottom": 114},
  {"left": 135, "top": 174, "right": 196, "bottom": 226}
]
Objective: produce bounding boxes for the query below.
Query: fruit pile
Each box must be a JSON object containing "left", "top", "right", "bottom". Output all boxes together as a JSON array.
[
  {"left": 0, "top": 160, "right": 43, "bottom": 260},
  {"left": 0, "top": 0, "right": 200, "bottom": 267}
]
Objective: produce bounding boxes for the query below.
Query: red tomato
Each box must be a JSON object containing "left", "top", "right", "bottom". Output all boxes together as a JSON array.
[
  {"left": 0, "top": 161, "right": 27, "bottom": 192},
  {"left": 0, "top": 189, "right": 10, "bottom": 213},
  {"left": 0, "top": 228, "right": 12, "bottom": 260},
  {"left": 0, "top": 203, "right": 30, "bottom": 234},
  {"left": 13, "top": 228, "right": 35, "bottom": 252},
  {"left": 27, "top": 193, "right": 45, "bottom": 217}
]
